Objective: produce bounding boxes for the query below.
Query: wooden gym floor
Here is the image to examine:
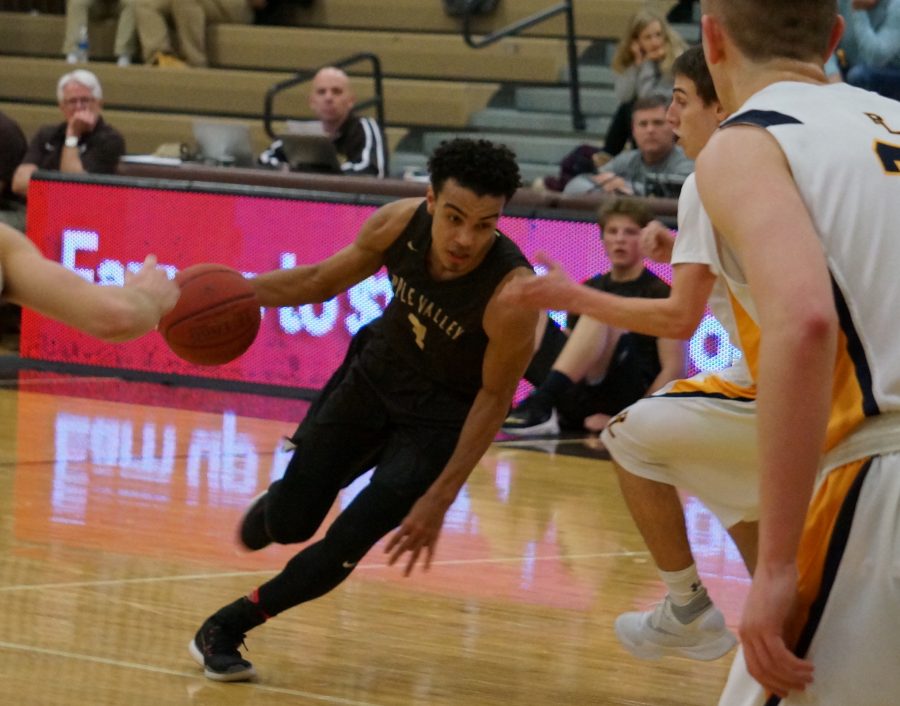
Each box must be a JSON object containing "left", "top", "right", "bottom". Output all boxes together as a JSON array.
[{"left": 0, "top": 371, "right": 749, "bottom": 706}]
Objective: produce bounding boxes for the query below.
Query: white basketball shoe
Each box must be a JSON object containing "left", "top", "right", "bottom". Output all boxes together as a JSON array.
[{"left": 615, "top": 591, "right": 738, "bottom": 661}]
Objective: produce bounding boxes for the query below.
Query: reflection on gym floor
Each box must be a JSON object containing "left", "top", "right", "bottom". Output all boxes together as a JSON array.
[{"left": 0, "top": 373, "right": 748, "bottom": 706}]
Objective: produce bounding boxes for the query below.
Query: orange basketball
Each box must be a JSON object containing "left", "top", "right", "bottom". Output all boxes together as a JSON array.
[{"left": 159, "top": 263, "right": 261, "bottom": 366}]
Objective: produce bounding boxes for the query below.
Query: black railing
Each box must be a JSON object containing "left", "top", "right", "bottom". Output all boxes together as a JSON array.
[
  {"left": 263, "top": 52, "right": 388, "bottom": 174},
  {"left": 461, "top": 0, "right": 585, "bottom": 131}
]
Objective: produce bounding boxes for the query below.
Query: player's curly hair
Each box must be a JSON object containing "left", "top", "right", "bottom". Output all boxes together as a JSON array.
[{"left": 428, "top": 138, "right": 521, "bottom": 202}]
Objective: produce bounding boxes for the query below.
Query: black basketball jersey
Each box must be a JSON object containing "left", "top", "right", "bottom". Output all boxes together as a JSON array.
[{"left": 366, "top": 201, "right": 530, "bottom": 405}]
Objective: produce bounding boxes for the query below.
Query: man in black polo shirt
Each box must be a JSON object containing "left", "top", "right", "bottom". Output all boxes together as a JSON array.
[{"left": 12, "top": 69, "right": 125, "bottom": 198}]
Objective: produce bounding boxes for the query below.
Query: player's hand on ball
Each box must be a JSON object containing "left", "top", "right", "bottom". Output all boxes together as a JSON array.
[{"left": 126, "top": 254, "right": 181, "bottom": 318}]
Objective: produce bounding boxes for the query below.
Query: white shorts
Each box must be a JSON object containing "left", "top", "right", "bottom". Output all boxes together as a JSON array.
[
  {"left": 719, "top": 451, "right": 900, "bottom": 706},
  {"left": 600, "top": 369, "right": 758, "bottom": 528}
]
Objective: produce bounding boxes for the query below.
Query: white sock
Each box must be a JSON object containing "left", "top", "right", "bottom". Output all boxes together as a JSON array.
[{"left": 658, "top": 564, "right": 704, "bottom": 607}]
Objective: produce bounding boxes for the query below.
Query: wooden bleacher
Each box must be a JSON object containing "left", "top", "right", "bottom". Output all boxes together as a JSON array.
[
  {"left": 0, "top": 1, "right": 679, "bottom": 178},
  {"left": 0, "top": 54, "right": 498, "bottom": 128},
  {"left": 0, "top": 11, "right": 587, "bottom": 83},
  {"left": 244, "top": 0, "right": 674, "bottom": 40},
  {"left": 0, "top": 1, "right": 674, "bottom": 39}
]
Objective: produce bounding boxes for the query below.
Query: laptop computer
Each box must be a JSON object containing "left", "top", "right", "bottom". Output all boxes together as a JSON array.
[
  {"left": 192, "top": 121, "right": 255, "bottom": 167},
  {"left": 277, "top": 134, "right": 343, "bottom": 174}
]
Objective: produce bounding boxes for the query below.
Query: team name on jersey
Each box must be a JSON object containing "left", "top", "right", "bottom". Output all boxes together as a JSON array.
[
  {"left": 865, "top": 112, "right": 900, "bottom": 135},
  {"left": 391, "top": 273, "right": 465, "bottom": 340}
]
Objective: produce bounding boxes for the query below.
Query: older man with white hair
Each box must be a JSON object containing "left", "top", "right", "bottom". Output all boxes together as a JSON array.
[{"left": 12, "top": 69, "right": 125, "bottom": 198}]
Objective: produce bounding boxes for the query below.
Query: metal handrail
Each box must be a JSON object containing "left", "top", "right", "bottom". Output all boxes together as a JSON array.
[
  {"left": 462, "top": 0, "right": 585, "bottom": 131},
  {"left": 262, "top": 52, "right": 388, "bottom": 173}
]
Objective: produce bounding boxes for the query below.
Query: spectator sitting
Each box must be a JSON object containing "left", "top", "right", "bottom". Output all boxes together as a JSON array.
[
  {"left": 0, "top": 111, "right": 27, "bottom": 231},
  {"left": 134, "top": 0, "right": 259, "bottom": 67},
  {"left": 563, "top": 95, "right": 694, "bottom": 199},
  {"left": 259, "top": 67, "right": 387, "bottom": 178},
  {"left": 12, "top": 70, "right": 125, "bottom": 199},
  {"left": 835, "top": 0, "right": 900, "bottom": 100},
  {"left": 602, "top": 9, "right": 687, "bottom": 158},
  {"left": 502, "top": 198, "right": 685, "bottom": 436},
  {"left": 63, "top": 0, "right": 138, "bottom": 67},
  {"left": 535, "top": 11, "right": 687, "bottom": 193}
]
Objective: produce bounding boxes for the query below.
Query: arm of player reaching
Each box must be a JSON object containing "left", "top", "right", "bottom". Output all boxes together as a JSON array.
[
  {"left": 697, "top": 126, "right": 837, "bottom": 698},
  {"left": 250, "top": 198, "right": 420, "bottom": 307},
  {"left": 647, "top": 336, "right": 687, "bottom": 395},
  {"left": 0, "top": 224, "right": 178, "bottom": 341},
  {"left": 385, "top": 267, "right": 539, "bottom": 575},
  {"left": 501, "top": 254, "right": 716, "bottom": 340}
]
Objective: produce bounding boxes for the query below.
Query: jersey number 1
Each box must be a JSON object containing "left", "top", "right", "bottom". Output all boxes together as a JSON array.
[{"left": 408, "top": 313, "right": 427, "bottom": 350}]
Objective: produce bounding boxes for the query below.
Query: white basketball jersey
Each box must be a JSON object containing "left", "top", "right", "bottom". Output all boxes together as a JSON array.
[
  {"left": 715, "top": 81, "right": 900, "bottom": 448},
  {"left": 672, "top": 173, "right": 752, "bottom": 390}
]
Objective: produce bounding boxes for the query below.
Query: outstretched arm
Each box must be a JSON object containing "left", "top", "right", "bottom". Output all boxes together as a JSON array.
[
  {"left": 385, "top": 267, "right": 539, "bottom": 575},
  {"left": 501, "top": 254, "right": 716, "bottom": 339},
  {"left": 0, "top": 224, "right": 178, "bottom": 341},
  {"left": 251, "top": 198, "right": 421, "bottom": 307}
]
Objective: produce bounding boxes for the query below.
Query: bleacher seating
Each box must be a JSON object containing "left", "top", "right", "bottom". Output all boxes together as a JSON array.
[
  {"left": 0, "top": 0, "right": 674, "bottom": 39},
  {"left": 0, "top": 53, "right": 498, "bottom": 131},
  {"left": 0, "top": 12, "right": 585, "bottom": 82},
  {"left": 0, "top": 1, "right": 686, "bottom": 183}
]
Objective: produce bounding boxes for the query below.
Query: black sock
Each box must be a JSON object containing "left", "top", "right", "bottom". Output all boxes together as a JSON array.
[
  {"left": 213, "top": 594, "right": 268, "bottom": 634},
  {"left": 534, "top": 370, "right": 573, "bottom": 406}
]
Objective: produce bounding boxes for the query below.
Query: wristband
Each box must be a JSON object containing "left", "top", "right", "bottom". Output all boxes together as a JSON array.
[{"left": 64, "top": 136, "right": 79, "bottom": 148}]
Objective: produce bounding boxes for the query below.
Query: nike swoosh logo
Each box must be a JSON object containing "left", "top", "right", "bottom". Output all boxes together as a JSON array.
[
  {"left": 406, "top": 241, "right": 418, "bottom": 252},
  {"left": 342, "top": 560, "right": 357, "bottom": 569}
]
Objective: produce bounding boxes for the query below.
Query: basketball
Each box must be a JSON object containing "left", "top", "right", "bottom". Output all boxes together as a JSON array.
[{"left": 159, "top": 263, "right": 261, "bottom": 365}]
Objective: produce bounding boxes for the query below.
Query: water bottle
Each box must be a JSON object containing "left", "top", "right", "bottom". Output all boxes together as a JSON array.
[{"left": 75, "top": 24, "right": 89, "bottom": 63}]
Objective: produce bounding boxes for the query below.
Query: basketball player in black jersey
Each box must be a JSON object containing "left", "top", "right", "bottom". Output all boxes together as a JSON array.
[{"left": 189, "top": 138, "right": 539, "bottom": 682}]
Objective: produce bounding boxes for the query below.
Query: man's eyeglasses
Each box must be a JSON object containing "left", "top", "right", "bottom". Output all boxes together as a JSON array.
[{"left": 63, "top": 96, "right": 96, "bottom": 107}]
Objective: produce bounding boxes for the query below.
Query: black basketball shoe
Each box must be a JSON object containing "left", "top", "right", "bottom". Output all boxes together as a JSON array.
[
  {"left": 501, "top": 396, "right": 560, "bottom": 436},
  {"left": 189, "top": 617, "right": 256, "bottom": 682},
  {"left": 238, "top": 490, "right": 272, "bottom": 551}
]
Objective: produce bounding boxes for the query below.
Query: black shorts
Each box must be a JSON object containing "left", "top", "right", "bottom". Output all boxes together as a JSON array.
[{"left": 284, "top": 330, "right": 465, "bottom": 501}]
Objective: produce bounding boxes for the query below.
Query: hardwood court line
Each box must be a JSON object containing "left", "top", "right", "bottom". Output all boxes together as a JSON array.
[
  {"left": 0, "top": 639, "right": 384, "bottom": 706},
  {"left": 0, "top": 550, "right": 650, "bottom": 594}
]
